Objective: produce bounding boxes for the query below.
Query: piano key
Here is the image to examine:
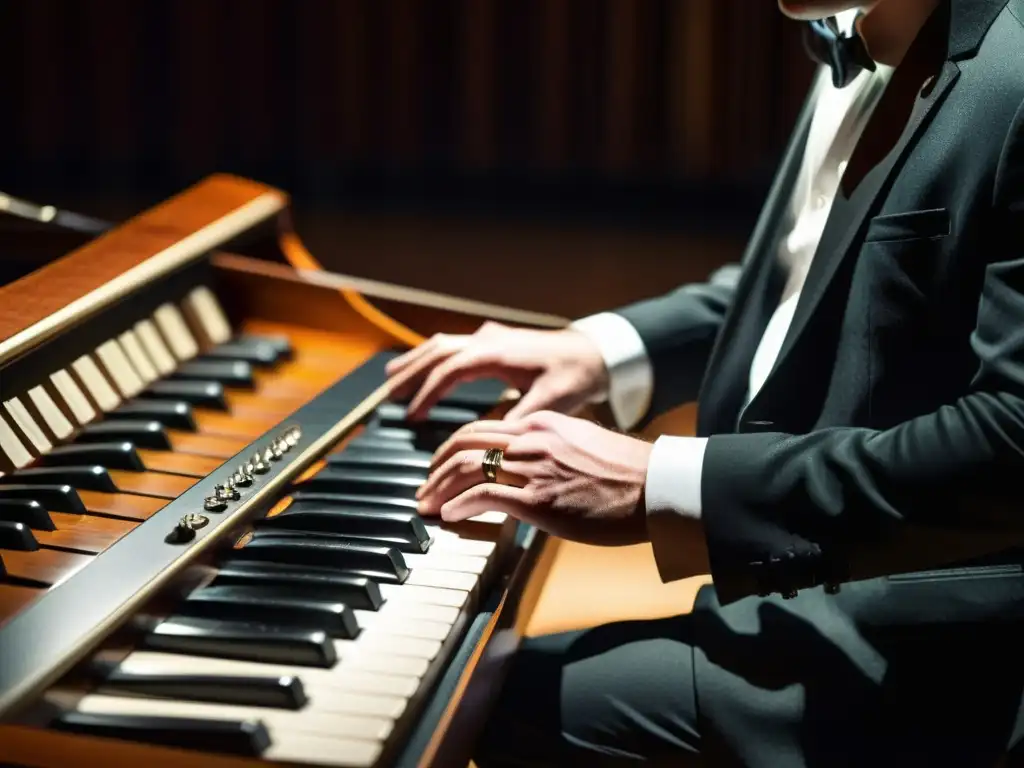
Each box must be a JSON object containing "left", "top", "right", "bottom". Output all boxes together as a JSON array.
[
  {"left": 41, "top": 443, "right": 145, "bottom": 472},
  {"left": 32, "top": 513, "right": 135, "bottom": 554},
  {"left": 0, "top": 499, "right": 54, "bottom": 530},
  {"left": 27, "top": 385, "right": 75, "bottom": 439},
  {"left": 146, "top": 380, "right": 227, "bottom": 410},
  {"left": 95, "top": 340, "right": 145, "bottom": 398},
  {"left": 376, "top": 582, "right": 470, "bottom": 609},
  {"left": 290, "top": 490, "right": 418, "bottom": 512},
  {"left": 1, "top": 548, "right": 91, "bottom": 585},
  {"left": 100, "top": 670, "right": 308, "bottom": 709},
  {"left": 191, "top": 411, "right": 280, "bottom": 440},
  {"left": 117, "top": 329, "right": 159, "bottom": 384},
  {"left": 153, "top": 303, "right": 199, "bottom": 361},
  {"left": 134, "top": 319, "right": 177, "bottom": 375},
  {"left": 0, "top": 484, "right": 87, "bottom": 514},
  {"left": 3, "top": 397, "right": 52, "bottom": 453},
  {"left": 0, "top": 411, "right": 34, "bottom": 472},
  {"left": 173, "top": 360, "right": 255, "bottom": 389},
  {"left": 204, "top": 339, "right": 281, "bottom": 366},
  {"left": 375, "top": 402, "right": 480, "bottom": 429},
  {"left": 114, "top": 399, "right": 196, "bottom": 430},
  {"left": 75, "top": 491, "right": 166, "bottom": 522},
  {"left": 325, "top": 448, "right": 432, "bottom": 472},
  {"left": 182, "top": 285, "right": 233, "bottom": 347},
  {"left": 0, "top": 583, "right": 42, "bottom": 621},
  {"left": 74, "top": 421, "right": 172, "bottom": 450},
  {"left": 69, "top": 695, "right": 391, "bottom": 754},
  {"left": 234, "top": 536, "right": 410, "bottom": 583},
  {"left": 49, "top": 369, "right": 96, "bottom": 425},
  {"left": 52, "top": 711, "right": 270, "bottom": 757},
  {"left": 0, "top": 521, "right": 39, "bottom": 551},
  {"left": 212, "top": 564, "right": 384, "bottom": 610},
  {"left": 403, "top": 551, "right": 489, "bottom": 576},
  {"left": 297, "top": 468, "right": 423, "bottom": 499},
  {"left": 70, "top": 355, "right": 121, "bottom": 412},
  {"left": 399, "top": 377, "right": 508, "bottom": 412},
  {"left": 355, "top": 426, "right": 418, "bottom": 445},
  {"left": 166, "top": 430, "right": 248, "bottom": 460},
  {"left": 135, "top": 449, "right": 222, "bottom": 478},
  {"left": 144, "top": 616, "right": 338, "bottom": 668},
  {"left": 181, "top": 586, "right": 361, "bottom": 639},
  {"left": 106, "top": 470, "right": 195, "bottom": 499},
  {"left": 258, "top": 503, "right": 431, "bottom": 553},
  {"left": 239, "top": 333, "right": 293, "bottom": 358},
  {"left": 0, "top": 466, "right": 195, "bottom": 500},
  {"left": 116, "top": 650, "right": 429, "bottom": 699}
]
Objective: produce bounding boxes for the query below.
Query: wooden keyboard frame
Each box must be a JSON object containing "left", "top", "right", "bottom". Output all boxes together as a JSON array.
[{"left": 0, "top": 174, "right": 568, "bottom": 768}]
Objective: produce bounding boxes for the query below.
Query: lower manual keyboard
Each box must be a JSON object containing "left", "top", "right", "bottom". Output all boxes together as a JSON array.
[{"left": 44, "top": 390, "right": 516, "bottom": 767}]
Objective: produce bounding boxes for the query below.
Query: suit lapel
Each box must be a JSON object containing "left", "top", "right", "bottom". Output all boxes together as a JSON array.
[{"left": 759, "top": 60, "right": 961, "bottom": 393}]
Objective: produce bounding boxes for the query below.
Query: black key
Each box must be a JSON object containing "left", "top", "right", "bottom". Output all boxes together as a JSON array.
[
  {"left": 391, "top": 378, "right": 506, "bottom": 412},
  {"left": 327, "top": 448, "right": 432, "bottom": 473},
  {"left": 144, "top": 616, "right": 336, "bottom": 668},
  {"left": 74, "top": 420, "right": 173, "bottom": 450},
  {"left": 0, "top": 499, "right": 55, "bottom": 530},
  {"left": 213, "top": 563, "right": 384, "bottom": 610},
  {"left": 297, "top": 468, "right": 423, "bottom": 499},
  {"left": 52, "top": 712, "right": 270, "bottom": 756},
  {"left": 376, "top": 402, "right": 479, "bottom": 429},
  {"left": 40, "top": 443, "right": 145, "bottom": 472},
  {"left": 234, "top": 536, "right": 409, "bottom": 583},
  {"left": 0, "top": 466, "right": 117, "bottom": 493},
  {"left": 206, "top": 340, "right": 281, "bottom": 366},
  {"left": 349, "top": 433, "right": 416, "bottom": 452},
  {"left": 181, "top": 585, "right": 360, "bottom": 638},
  {"left": 146, "top": 380, "right": 227, "bottom": 410},
  {"left": 101, "top": 670, "right": 307, "bottom": 709},
  {"left": 238, "top": 333, "right": 292, "bottom": 359},
  {"left": 0, "top": 484, "right": 86, "bottom": 514},
  {"left": 173, "top": 360, "right": 255, "bottom": 389},
  {"left": 115, "top": 399, "right": 197, "bottom": 431},
  {"left": 257, "top": 503, "right": 430, "bottom": 553},
  {"left": 290, "top": 491, "right": 418, "bottom": 513},
  {"left": 0, "top": 520, "right": 38, "bottom": 551}
]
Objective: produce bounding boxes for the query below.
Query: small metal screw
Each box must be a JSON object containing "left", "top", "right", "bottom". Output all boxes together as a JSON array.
[
  {"left": 179, "top": 513, "right": 209, "bottom": 531},
  {"left": 203, "top": 496, "right": 227, "bottom": 512}
]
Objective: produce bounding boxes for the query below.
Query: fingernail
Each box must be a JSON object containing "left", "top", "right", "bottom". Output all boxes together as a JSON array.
[{"left": 414, "top": 486, "right": 424, "bottom": 499}]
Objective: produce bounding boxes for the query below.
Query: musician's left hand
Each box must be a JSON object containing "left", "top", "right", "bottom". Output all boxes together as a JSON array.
[{"left": 416, "top": 411, "right": 653, "bottom": 546}]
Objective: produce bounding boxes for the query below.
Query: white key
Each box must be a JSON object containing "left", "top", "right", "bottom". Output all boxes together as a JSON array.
[
  {"left": 49, "top": 369, "right": 96, "bottom": 424},
  {"left": 183, "top": 285, "right": 233, "bottom": 346},
  {"left": 405, "top": 568, "right": 478, "bottom": 592},
  {"left": 3, "top": 397, "right": 52, "bottom": 453},
  {"left": 72, "top": 694, "right": 394, "bottom": 742},
  {"left": 428, "top": 528, "right": 498, "bottom": 558},
  {"left": 354, "top": 604, "right": 456, "bottom": 643},
  {"left": 118, "top": 330, "right": 158, "bottom": 384},
  {"left": 134, "top": 319, "right": 177, "bottom": 375},
  {"left": 26, "top": 386, "right": 74, "bottom": 440},
  {"left": 153, "top": 303, "right": 199, "bottom": 361},
  {"left": 0, "top": 412, "right": 33, "bottom": 470},
  {"left": 405, "top": 552, "right": 489, "bottom": 575},
  {"left": 71, "top": 355, "right": 120, "bottom": 412},
  {"left": 378, "top": 583, "right": 470, "bottom": 609},
  {"left": 95, "top": 340, "right": 144, "bottom": 399}
]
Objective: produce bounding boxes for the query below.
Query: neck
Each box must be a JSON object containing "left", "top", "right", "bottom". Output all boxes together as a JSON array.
[{"left": 856, "top": 0, "right": 941, "bottom": 66}]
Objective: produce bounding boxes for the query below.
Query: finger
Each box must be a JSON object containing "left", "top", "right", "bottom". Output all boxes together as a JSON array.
[
  {"left": 431, "top": 422, "right": 532, "bottom": 469},
  {"left": 417, "top": 448, "right": 528, "bottom": 512},
  {"left": 384, "top": 336, "right": 439, "bottom": 375},
  {"left": 439, "top": 483, "right": 537, "bottom": 524},
  {"left": 504, "top": 384, "right": 576, "bottom": 420},
  {"left": 406, "top": 350, "right": 504, "bottom": 420},
  {"left": 388, "top": 342, "right": 462, "bottom": 400}
]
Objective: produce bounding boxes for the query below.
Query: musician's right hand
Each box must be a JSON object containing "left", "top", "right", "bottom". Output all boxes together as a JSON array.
[{"left": 385, "top": 321, "right": 609, "bottom": 421}]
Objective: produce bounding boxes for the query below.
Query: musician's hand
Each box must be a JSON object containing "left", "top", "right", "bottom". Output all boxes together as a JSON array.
[
  {"left": 416, "top": 410, "right": 654, "bottom": 547},
  {"left": 384, "top": 322, "right": 609, "bottom": 421}
]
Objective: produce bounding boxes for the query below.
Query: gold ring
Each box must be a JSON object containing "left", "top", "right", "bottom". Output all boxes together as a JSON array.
[{"left": 481, "top": 447, "right": 504, "bottom": 483}]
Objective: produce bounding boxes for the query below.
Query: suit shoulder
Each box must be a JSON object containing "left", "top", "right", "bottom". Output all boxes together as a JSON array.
[{"left": 971, "top": 5, "right": 1024, "bottom": 110}]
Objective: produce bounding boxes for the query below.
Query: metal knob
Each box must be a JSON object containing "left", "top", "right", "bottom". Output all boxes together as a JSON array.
[
  {"left": 171, "top": 512, "right": 209, "bottom": 543},
  {"left": 203, "top": 496, "right": 227, "bottom": 512}
]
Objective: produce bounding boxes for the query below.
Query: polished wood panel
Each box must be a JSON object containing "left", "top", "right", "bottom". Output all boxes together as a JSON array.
[
  {"left": 166, "top": 431, "right": 248, "bottom": 460},
  {"left": 136, "top": 450, "right": 223, "bottom": 479}
]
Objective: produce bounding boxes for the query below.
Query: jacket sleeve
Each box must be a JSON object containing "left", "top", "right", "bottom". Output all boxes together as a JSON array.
[
  {"left": 612, "top": 264, "right": 740, "bottom": 421},
  {"left": 701, "top": 98, "right": 1024, "bottom": 605}
]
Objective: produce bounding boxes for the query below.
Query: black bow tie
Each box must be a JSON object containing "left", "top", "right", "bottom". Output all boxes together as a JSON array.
[{"left": 804, "top": 15, "right": 877, "bottom": 89}]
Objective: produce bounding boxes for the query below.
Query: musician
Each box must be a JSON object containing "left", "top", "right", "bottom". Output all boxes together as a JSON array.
[{"left": 388, "top": 0, "right": 1024, "bottom": 764}]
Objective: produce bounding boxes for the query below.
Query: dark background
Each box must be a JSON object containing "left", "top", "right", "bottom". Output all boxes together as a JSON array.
[{"left": 0, "top": 0, "right": 814, "bottom": 318}]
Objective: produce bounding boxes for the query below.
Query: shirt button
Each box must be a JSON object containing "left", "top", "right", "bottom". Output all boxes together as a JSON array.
[{"left": 813, "top": 194, "right": 827, "bottom": 210}]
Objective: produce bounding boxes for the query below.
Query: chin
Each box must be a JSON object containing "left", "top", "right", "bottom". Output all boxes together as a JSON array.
[{"left": 777, "top": 0, "right": 863, "bottom": 19}]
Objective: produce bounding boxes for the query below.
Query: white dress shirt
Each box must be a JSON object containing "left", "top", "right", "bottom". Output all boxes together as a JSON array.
[{"left": 572, "top": 14, "right": 894, "bottom": 580}]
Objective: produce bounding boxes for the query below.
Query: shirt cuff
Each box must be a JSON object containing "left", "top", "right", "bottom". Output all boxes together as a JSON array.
[
  {"left": 570, "top": 312, "right": 653, "bottom": 431},
  {"left": 645, "top": 435, "right": 707, "bottom": 583}
]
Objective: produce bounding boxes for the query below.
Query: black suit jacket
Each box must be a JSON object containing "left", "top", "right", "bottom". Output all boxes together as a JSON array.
[{"left": 614, "top": 1, "right": 1024, "bottom": 764}]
